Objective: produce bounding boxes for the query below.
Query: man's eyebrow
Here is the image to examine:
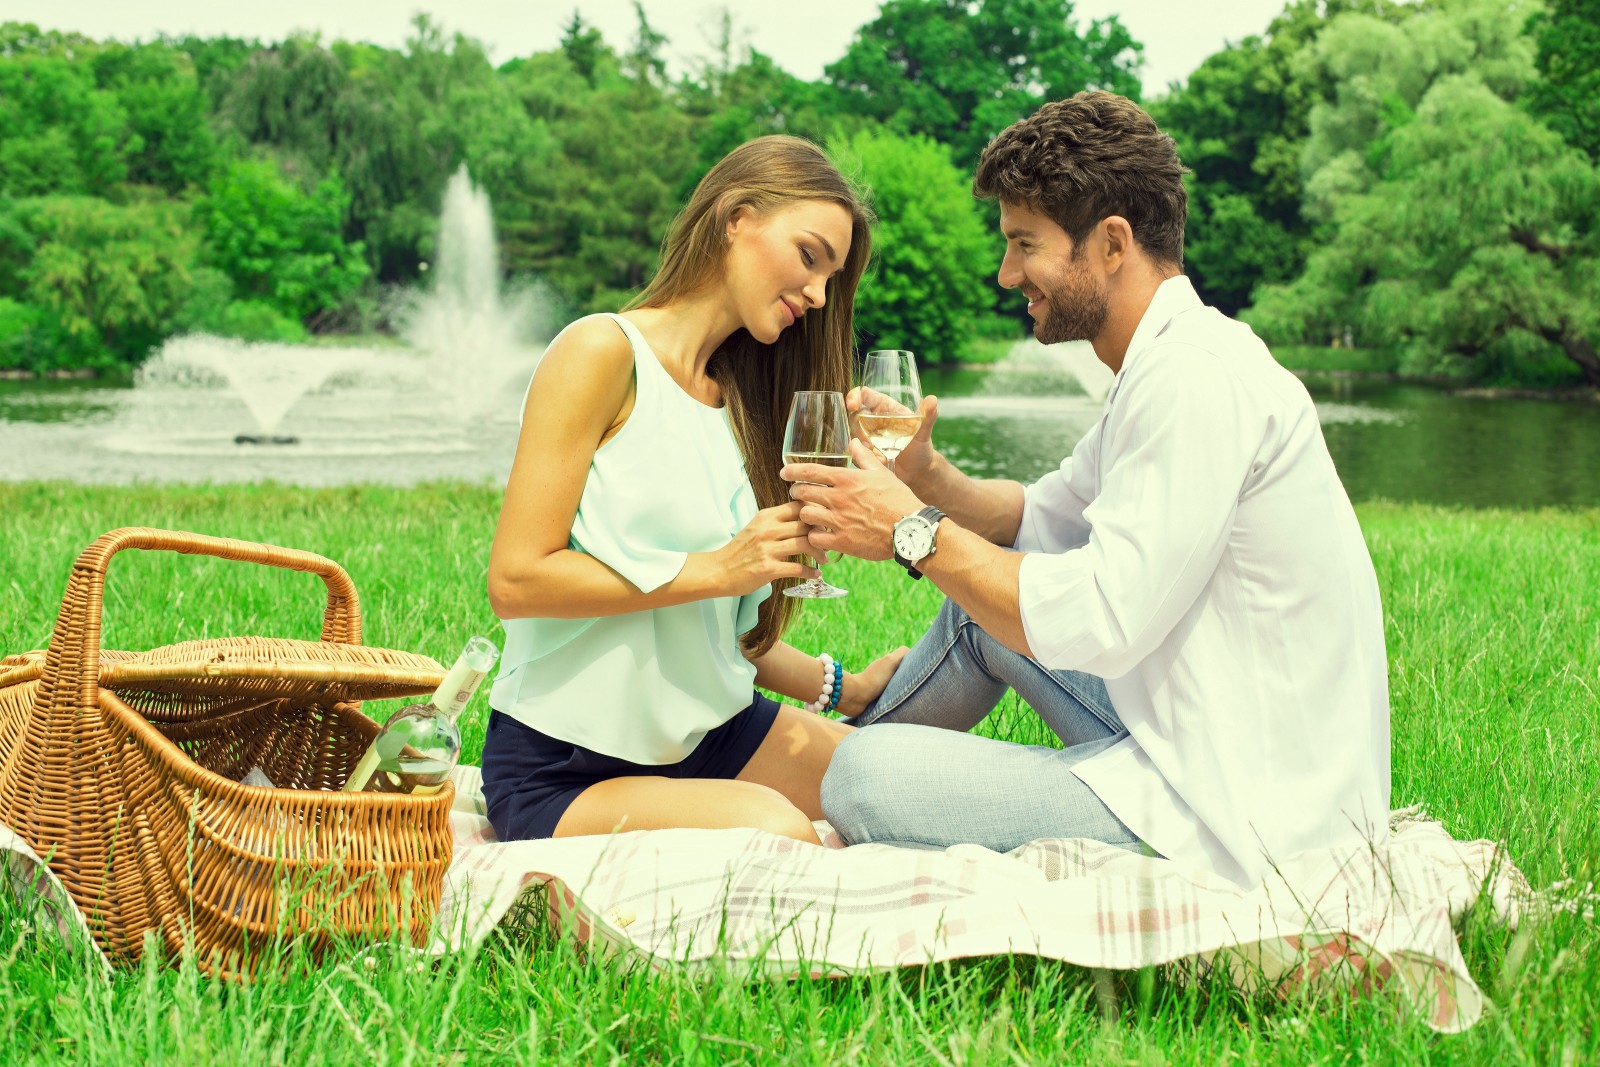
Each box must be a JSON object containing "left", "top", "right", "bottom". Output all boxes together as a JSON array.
[
  {"left": 804, "top": 230, "right": 839, "bottom": 264},
  {"left": 1003, "top": 227, "right": 1037, "bottom": 241}
]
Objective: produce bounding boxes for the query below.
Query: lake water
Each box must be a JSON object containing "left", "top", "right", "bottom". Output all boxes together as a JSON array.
[
  {"left": 3, "top": 360, "right": 1598, "bottom": 509},
  {"left": 924, "top": 367, "right": 1600, "bottom": 510}
]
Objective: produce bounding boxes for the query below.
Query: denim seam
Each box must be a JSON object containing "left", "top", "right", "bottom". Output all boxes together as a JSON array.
[
  {"left": 853, "top": 608, "right": 965, "bottom": 726},
  {"left": 962, "top": 618, "right": 1122, "bottom": 736}
]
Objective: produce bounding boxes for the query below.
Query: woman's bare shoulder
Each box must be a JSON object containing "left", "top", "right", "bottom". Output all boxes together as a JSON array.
[
  {"left": 521, "top": 314, "right": 636, "bottom": 428},
  {"left": 540, "top": 314, "right": 634, "bottom": 373}
]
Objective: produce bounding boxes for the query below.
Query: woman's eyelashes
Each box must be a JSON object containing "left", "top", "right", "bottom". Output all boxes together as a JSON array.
[{"left": 801, "top": 246, "right": 816, "bottom": 268}]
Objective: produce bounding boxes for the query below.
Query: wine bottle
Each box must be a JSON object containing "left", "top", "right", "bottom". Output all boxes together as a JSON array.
[{"left": 342, "top": 635, "right": 500, "bottom": 795}]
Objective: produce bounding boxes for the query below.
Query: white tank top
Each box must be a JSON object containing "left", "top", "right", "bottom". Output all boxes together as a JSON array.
[{"left": 489, "top": 314, "right": 770, "bottom": 764}]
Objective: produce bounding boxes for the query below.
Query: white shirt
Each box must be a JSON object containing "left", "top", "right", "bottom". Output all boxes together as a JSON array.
[{"left": 1013, "top": 276, "right": 1390, "bottom": 887}]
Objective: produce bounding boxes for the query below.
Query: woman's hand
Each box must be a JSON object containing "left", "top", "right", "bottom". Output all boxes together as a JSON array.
[
  {"left": 836, "top": 645, "right": 910, "bottom": 718},
  {"left": 713, "top": 502, "right": 821, "bottom": 597}
]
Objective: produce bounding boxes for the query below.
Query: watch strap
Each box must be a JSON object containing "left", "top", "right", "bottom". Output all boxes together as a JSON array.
[{"left": 896, "top": 506, "right": 947, "bottom": 578}]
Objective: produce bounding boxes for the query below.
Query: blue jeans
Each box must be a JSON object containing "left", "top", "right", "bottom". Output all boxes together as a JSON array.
[{"left": 820, "top": 598, "right": 1146, "bottom": 853}]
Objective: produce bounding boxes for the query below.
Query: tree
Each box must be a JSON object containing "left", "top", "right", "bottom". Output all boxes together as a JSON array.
[
  {"left": 1295, "top": 0, "right": 1535, "bottom": 227},
  {"left": 832, "top": 128, "right": 1000, "bottom": 360},
  {"left": 89, "top": 41, "right": 218, "bottom": 193},
  {"left": 503, "top": 31, "right": 698, "bottom": 313},
  {"left": 825, "top": 0, "right": 1143, "bottom": 170},
  {"left": 216, "top": 20, "right": 541, "bottom": 285},
  {"left": 678, "top": 48, "right": 871, "bottom": 205},
  {"left": 1247, "top": 76, "right": 1600, "bottom": 386},
  {"left": 1525, "top": 0, "right": 1600, "bottom": 160},
  {"left": 7, "top": 195, "right": 200, "bottom": 367},
  {"left": 0, "top": 33, "right": 137, "bottom": 198},
  {"left": 1152, "top": 1, "right": 1332, "bottom": 314},
  {"left": 198, "top": 158, "right": 369, "bottom": 323}
]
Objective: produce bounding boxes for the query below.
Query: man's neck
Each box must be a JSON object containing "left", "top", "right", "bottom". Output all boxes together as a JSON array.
[{"left": 1091, "top": 269, "right": 1179, "bottom": 375}]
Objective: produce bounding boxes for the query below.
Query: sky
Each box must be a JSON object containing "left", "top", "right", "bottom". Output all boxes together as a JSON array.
[{"left": 4, "top": 0, "right": 1291, "bottom": 98}]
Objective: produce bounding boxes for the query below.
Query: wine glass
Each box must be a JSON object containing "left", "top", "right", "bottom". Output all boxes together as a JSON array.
[
  {"left": 781, "top": 390, "right": 850, "bottom": 599},
  {"left": 857, "top": 349, "right": 923, "bottom": 473}
]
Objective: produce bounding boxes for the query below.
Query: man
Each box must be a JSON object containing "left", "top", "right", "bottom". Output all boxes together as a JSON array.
[{"left": 783, "top": 92, "right": 1390, "bottom": 888}]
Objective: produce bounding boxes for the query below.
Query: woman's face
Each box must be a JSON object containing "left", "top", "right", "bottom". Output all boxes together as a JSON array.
[{"left": 724, "top": 200, "right": 854, "bottom": 344}]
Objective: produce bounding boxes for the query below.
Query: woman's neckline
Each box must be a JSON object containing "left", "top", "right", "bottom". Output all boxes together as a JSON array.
[{"left": 617, "top": 311, "right": 726, "bottom": 411}]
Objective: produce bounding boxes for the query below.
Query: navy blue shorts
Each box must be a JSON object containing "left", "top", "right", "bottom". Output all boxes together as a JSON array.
[{"left": 479, "top": 693, "right": 782, "bottom": 841}]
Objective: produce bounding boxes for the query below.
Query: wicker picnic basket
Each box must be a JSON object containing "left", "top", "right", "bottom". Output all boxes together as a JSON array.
[{"left": 0, "top": 527, "right": 456, "bottom": 976}]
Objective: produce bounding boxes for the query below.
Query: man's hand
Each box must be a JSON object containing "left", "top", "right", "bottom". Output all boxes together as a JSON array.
[
  {"left": 782, "top": 440, "right": 923, "bottom": 561},
  {"left": 846, "top": 387, "right": 941, "bottom": 491}
]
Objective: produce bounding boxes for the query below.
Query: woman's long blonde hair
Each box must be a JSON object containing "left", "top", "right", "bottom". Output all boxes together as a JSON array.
[{"left": 627, "top": 135, "right": 874, "bottom": 657}]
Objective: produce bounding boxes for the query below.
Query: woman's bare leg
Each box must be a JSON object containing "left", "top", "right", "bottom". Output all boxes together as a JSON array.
[
  {"left": 554, "top": 776, "right": 822, "bottom": 842},
  {"left": 735, "top": 705, "right": 853, "bottom": 819},
  {"left": 552, "top": 707, "right": 851, "bottom": 842}
]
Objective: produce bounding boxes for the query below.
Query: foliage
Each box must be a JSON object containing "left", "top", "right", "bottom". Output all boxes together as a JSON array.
[
  {"left": 1152, "top": 2, "right": 1432, "bottom": 315},
  {"left": 1153, "top": 1, "right": 1323, "bottom": 313},
  {"left": 0, "top": 297, "right": 78, "bottom": 371},
  {"left": 503, "top": 30, "right": 697, "bottom": 313},
  {"left": 3, "top": 195, "right": 199, "bottom": 368},
  {"left": 0, "top": 29, "right": 220, "bottom": 201},
  {"left": 198, "top": 159, "right": 369, "bottom": 324},
  {"left": 87, "top": 41, "right": 218, "bottom": 193},
  {"left": 2, "top": 2, "right": 1597, "bottom": 387},
  {"left": 1295, "top": 0, "right": 1537, "bottom": 227},
  {"left": 1525, "top": 0, "right": 1600, "bottom": 159},
  {"left": 825, "top": 0, "right": 1143, "bottom": 170},
  {"left": 834, "top": 128, "right": 1002, "bottom": 362},
  {"left": 0, "top": 35, "right": 135, "bottom": 198},
  {"left": 1247, "top": 75, "right": 1600, "bottom": 386}
]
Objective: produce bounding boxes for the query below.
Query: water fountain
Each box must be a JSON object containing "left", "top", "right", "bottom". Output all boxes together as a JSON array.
[
  {"left": 399, "top": 166, "right": 548, "bottom": 424},
  {"left": 938, "top": 338, "right": 1110, "bottom": 430},
  {"left": 110, "top": 165, "right": 548, "bottom": 466}
]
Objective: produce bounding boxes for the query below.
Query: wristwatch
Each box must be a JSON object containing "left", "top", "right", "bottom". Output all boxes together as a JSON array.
[{"left": 892, "top": 506, "right": 947, "bottom": 579}]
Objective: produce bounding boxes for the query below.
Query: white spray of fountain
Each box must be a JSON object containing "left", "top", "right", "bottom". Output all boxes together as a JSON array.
[
  {"left": 400, "top": 165, "right": 549, "bottom": 424},
  {"left": 140, "top": 337, "right": 365, "bottom": 444},
  {"left": 125, "top": 164, "right": 549, "bottom": 451}
]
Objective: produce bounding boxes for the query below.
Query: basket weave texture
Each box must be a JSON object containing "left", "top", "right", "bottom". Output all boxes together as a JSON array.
[{"left": 0, "top": 527, "right": 454, "bottom": 975}]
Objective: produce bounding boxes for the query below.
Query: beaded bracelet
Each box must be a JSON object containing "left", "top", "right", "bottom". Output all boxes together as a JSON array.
[{"left": 803, "top": 653, "right": 845, "bottom": 714}]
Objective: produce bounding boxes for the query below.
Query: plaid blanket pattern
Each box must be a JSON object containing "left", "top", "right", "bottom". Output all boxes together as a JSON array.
[
  {"left": 2, "top": 764, "right": 1533, "bottom": 1033},
  {"left": 433, "top": 767, "right": 1529, "bottom": 1033}
]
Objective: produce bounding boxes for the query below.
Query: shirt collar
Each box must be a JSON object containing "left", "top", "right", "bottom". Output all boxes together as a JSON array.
[{"left": 1121, "top": 274, "right": 1204, "bottom": 373}]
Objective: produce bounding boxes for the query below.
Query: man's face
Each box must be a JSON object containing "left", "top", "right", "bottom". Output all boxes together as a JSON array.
[{"left": 996, "top": 202, "right": 1108, "bottom": 345}]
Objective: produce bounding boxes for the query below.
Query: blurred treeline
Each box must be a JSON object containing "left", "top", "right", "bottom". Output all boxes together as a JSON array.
[{"left": 1, "top": 0, "right": 1595, "bottom": 386}]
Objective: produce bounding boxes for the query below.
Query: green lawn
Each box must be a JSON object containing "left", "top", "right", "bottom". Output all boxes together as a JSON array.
[
  {"left": 1272, "top": 344, "right": 1400, "bottom": 376},
  {"left": 1, "top": 483, "right": 1596, "bottom": 1064}
]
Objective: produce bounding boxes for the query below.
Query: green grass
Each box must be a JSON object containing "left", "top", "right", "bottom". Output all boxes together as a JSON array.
[
  {"left": 1, "top": 483, "right": 1597, "bottom": 1064},
  {"left": 1272, "top": 344, "right": 1400, "bottom": 376}
]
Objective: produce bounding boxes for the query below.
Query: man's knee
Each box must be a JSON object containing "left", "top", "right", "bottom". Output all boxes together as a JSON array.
[{"left": 820, "top": 727, "right": 912, "bottom": 844}]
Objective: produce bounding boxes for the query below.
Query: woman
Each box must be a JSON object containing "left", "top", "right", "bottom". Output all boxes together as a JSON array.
[{"left": 483, "top": 136, "right": 905, "bottom": 845}]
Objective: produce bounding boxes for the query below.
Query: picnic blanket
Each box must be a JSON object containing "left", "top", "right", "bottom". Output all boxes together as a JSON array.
[{"left": 1, "top": 765, "right": 1543, "bottom": 1033}]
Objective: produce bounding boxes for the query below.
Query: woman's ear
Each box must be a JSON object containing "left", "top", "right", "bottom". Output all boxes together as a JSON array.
[{"left": 725, "top": 203, "right": 755, "bottom": 239}]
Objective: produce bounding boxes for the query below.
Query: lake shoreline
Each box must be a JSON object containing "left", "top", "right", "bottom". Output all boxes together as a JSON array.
[
  {"left": 8, "top": 355, "right": 1597, "bottom": 405},
  {"left": 1289, "top": 368, "right": 1600, "bottom": 403},
  {"left": 0, "top": 368, "right": 100, "bottom": 381}
]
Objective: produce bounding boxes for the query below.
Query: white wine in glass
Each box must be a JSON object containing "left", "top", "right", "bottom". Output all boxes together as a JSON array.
[
  {"left": 781, "top": 390, "right": 850, "bottom": 599},
  {"left": 857, "top": 349, "right": 923, "bottom": 471}
]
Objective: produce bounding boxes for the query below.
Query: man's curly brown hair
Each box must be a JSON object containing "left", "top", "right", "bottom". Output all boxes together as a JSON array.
[{"left": 974, "top": 91, "right": 1189, "bottom": 268}]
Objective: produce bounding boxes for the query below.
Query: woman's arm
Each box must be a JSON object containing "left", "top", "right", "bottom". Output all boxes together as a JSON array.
[
  {"left": 750, "top": 641, "right": 909, "bottom": 718},
  {"left": 488, "top": 318, "right": 818, "bottom": 621}
]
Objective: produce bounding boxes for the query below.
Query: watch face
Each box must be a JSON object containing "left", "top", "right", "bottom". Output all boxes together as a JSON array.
[{"left": 894, "top": 517, "right": 933, "bottom": 560}]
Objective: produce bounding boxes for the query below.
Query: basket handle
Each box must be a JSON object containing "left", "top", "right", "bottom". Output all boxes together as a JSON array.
[{"left": 38, "top": 527, "right": 362, "bottom": 715}]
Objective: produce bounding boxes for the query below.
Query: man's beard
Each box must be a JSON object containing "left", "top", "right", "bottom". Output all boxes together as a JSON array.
[{"left": 1033, "top": 259, "right": 1108, "bottom": 344}]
